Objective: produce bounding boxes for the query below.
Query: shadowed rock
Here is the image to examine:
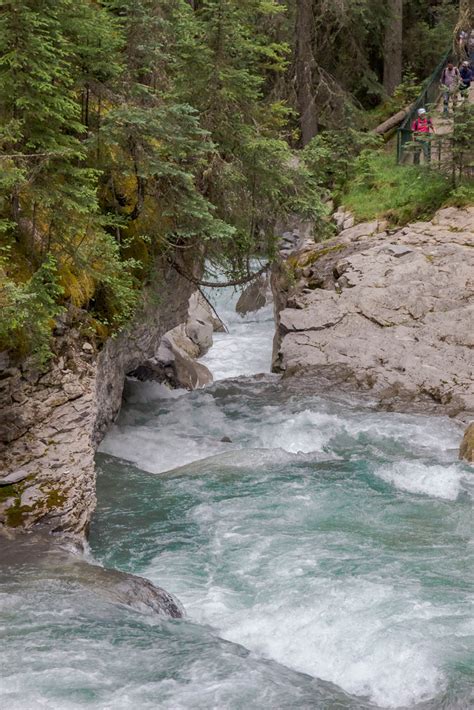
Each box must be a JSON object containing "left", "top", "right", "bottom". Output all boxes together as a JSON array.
[
  {"left": 236, "top": 274, "right": 272, "bottom": 316},
  {"left": 0, "top": 532, "right": 184, "bottom": 619}
]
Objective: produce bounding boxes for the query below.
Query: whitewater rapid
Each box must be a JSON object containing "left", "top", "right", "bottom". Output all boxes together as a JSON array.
[{"left": 1, "top": 281, "right": 473, "bottom": 710}]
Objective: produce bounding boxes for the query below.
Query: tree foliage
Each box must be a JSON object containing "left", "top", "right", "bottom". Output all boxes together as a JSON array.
[{"left": 0, "top": 0, "right": 464, "bottom": 360}]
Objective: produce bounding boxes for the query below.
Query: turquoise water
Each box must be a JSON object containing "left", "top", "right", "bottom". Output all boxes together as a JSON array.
[
  {"left": 1, "top": 286, "right": 473, "bottom": 709},
  {"left": 91, "top": 377, "right": 473, "bottom": 709}
]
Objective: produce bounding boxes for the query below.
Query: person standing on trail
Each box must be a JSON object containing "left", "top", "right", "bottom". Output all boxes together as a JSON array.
[
  {"left": 459, "top": 61, "right": 473, "bottom": 100},
  {"left": 458, "top": 30, "right": 468, "bottom": 58},
  {"left": 411, "top": 108, "right": 435, "bottom": 164},
  {"left": 440, "top": 62, "right": 460, "bottom": 115}
]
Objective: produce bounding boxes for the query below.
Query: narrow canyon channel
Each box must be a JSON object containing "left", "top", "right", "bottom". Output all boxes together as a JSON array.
[{"left": 1, "top": 284, "right": 473, "bottom": 710}]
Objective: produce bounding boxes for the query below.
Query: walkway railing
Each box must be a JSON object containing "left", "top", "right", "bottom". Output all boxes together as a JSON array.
[{"left": 396, "top": 50, "right": 451, "bottom": 164}]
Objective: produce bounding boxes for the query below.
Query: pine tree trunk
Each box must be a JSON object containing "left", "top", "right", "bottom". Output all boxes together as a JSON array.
[
  {"left": 383, "top": 0, "right": 403, "bottom": 96},
  {"left": 457, "top": 0, "right": 474, "bottom": 32},
  {"left": 295, "top": 0, "right": 318, "bottom": 145},
  {"left": 459, "top": 0, "right": 473, "bottom": 25}
]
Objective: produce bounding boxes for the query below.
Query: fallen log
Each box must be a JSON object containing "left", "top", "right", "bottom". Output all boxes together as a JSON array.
[{"left": 372, "top": 104, "right": 414, "bottom": 135}]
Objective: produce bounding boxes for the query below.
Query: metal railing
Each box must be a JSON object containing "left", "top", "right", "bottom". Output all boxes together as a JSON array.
[{"left": 396, "top": 50, "right": 451, "bottom": 164}]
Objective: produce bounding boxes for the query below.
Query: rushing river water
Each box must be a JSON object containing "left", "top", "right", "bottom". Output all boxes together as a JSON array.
[{"left": 1, "top": 285, "right": 473, "bottom": 709}]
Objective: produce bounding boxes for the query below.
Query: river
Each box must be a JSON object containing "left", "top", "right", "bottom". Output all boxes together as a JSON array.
[{"left": 1, "top": 284, "right": 473, "bottom": 709}]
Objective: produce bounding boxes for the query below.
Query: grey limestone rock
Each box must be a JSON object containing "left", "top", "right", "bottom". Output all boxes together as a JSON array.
[
  {"left": 236, "top": 274, "right": 272, "bottom": 316},
  {"left": 0, "top": 533, "right": 184, "bottom": 618},
  {"left": 459, "top": 423, "right": 474, "bottom": 464},
  {"left": 272, "top": 207, "right": 474, "bottom": 433},
  {"left": 0, "top": 258, "right": 197, "bottom": 538}
]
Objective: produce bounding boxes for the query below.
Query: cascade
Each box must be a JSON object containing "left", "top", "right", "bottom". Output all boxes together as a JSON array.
[{"left": 1, "top": 283, "right": 472, "bottom": 710}]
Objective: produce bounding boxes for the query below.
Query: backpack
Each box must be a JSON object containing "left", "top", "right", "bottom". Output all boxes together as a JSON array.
[
  {"left": 441, "top": 67, "right": 459, "bottom": 84},
  {"left": 413, "top": 117, "right": 432, "bottom": 132}
]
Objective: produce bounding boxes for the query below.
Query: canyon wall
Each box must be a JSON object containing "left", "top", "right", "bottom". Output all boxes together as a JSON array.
[{"left": 0, "top": 259, "right": 196, "bottom": 538}]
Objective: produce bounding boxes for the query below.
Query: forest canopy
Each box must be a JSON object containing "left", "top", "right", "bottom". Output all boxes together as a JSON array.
[{"left": 0, "top": 0, "right": 464, "bottom": 360}]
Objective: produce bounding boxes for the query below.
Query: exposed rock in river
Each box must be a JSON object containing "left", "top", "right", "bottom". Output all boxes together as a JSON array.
[
  {"left": 0, "top": 532, "right": 183, "bottom": 618},
  {"left": 272, "top": 207, "right": 474, "bottom": 448},
  {"left": 130, "top": 289, "right": 224, "bottom": 390},
  {"left": 459, "top": 423, "right": 474, "bottom": 463},
  {"left": 236, "top": 273, "right": 272, "bottom": 316}
]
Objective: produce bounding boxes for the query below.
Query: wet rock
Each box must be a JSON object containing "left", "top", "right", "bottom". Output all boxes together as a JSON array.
[
  {"left": 221, "top": 436, "right": 233, "bottom": 443},
  {"left": 0, "top": 534, "right": 184, "bottom": 619},
  {"left": 236, "top": 274, "right": 271, "bottom": 316},
  {"left": 74, "top": 562, "right": 184, "bottom": 618},
  {"left": 459, "top": 423, "right": 474, "bottom": 463}
]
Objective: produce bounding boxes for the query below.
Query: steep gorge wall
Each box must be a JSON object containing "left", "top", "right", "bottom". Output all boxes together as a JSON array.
[{"left": 0, "top": 259, "right": 196, "bottom": 538}]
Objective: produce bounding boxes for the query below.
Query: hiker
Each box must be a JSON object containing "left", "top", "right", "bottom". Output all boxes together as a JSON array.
[
  {"left": 458, "top": 30, "right": 469, "bottom": 58},
  {"left": 459, "top": 61, "right": 473, "bottom": 100},
  {"left": 411, "top": 108, "right": 435, "bottom": 165},
  {"left": 440, "top": 62, "right": 460, "bottom": 115}
]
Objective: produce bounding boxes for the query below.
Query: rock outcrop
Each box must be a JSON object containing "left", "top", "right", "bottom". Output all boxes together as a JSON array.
[
  {"left": 459, "top": 423, "right": 474, "bottom": 463},
  {"left": 236, "top": 273, "right": 272, "bottom": 316},
  {"left": 130, "top": 290, "right": 225, "bottom": 390},
  {"left": 0, "top": 532, "right": 183, "bottom": 618},
  {"left": 131, "top": 323, "right": 214, "bottom": 390},
  {"left": 0, "top": 259, "right": 197, "bottom": 537},
  {"left": 272, "top": 207, "right": 474, "bottom": 444}
]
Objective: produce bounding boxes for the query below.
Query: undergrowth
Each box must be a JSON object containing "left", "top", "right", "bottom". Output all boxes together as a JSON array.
[{"left": 341, "top": 151, "right": 472, "bottom": 225}]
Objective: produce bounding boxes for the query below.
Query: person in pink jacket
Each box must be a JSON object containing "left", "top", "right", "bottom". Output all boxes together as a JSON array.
[{"left": 411, "top": 108, "right": 435, "bottom": 164}]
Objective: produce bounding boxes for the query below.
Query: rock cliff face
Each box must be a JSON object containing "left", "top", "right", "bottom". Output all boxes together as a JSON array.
[
  {"left": 272, "top": 207, "right": 474, "bottom": 450},
  {"left": 0, "top": 259, "right": 196, "bottom": 538}
]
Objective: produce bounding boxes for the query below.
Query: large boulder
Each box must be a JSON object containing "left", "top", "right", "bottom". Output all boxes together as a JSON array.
[
  {"left": 459, "top": 423, "right": 474, "bottom": 463},
  {"left": 0, "top": 533, "right": 184, "bottom": 618},
  {"left": 131, "top": 325, "right": 213, "bottom": 391},
  {"left": 185, "top": 319, "right": 213, "bottom": 356},
  {"left": 188, "top": 291, "right": 226, "bottom": 334},
  {"left": 236, "top": 274, "right": 271, "bottom": 316},
  {"left": 128, "top": 289, "right": 221, "bottom": 391},
  {"left": 272, "top": 206, "right": 474, "bottom": 427}
]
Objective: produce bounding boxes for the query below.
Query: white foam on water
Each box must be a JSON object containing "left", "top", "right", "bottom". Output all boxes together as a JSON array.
[
  {"left": 257, "top": 407, "right": 343, "bottom": 453},
  {"left": 146, "top": 543, "right": 450, "bottom": 709},
  {"left": 141, "top": 452, "right": 472, "bottom": 709},
  {"left": 376, "top": 461, "right": 470, "bottom": 500},
  {"left": 124, "top": 379, "right": 188, "bottom": 404},
  {"left": 342, "top": 414, "right": 462, "bottom": 458},
  {"left": 91, "top": 267, "right": 473, "bottom": 708},
  {"left": 199, "top": 306, "right": 274, "bottom": 381},
  {"left": 218, "top": 583, "right": 446, "bottom": 708},
  {"left": 198, "top": 274, "right": 274, "bottom": 381}
]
